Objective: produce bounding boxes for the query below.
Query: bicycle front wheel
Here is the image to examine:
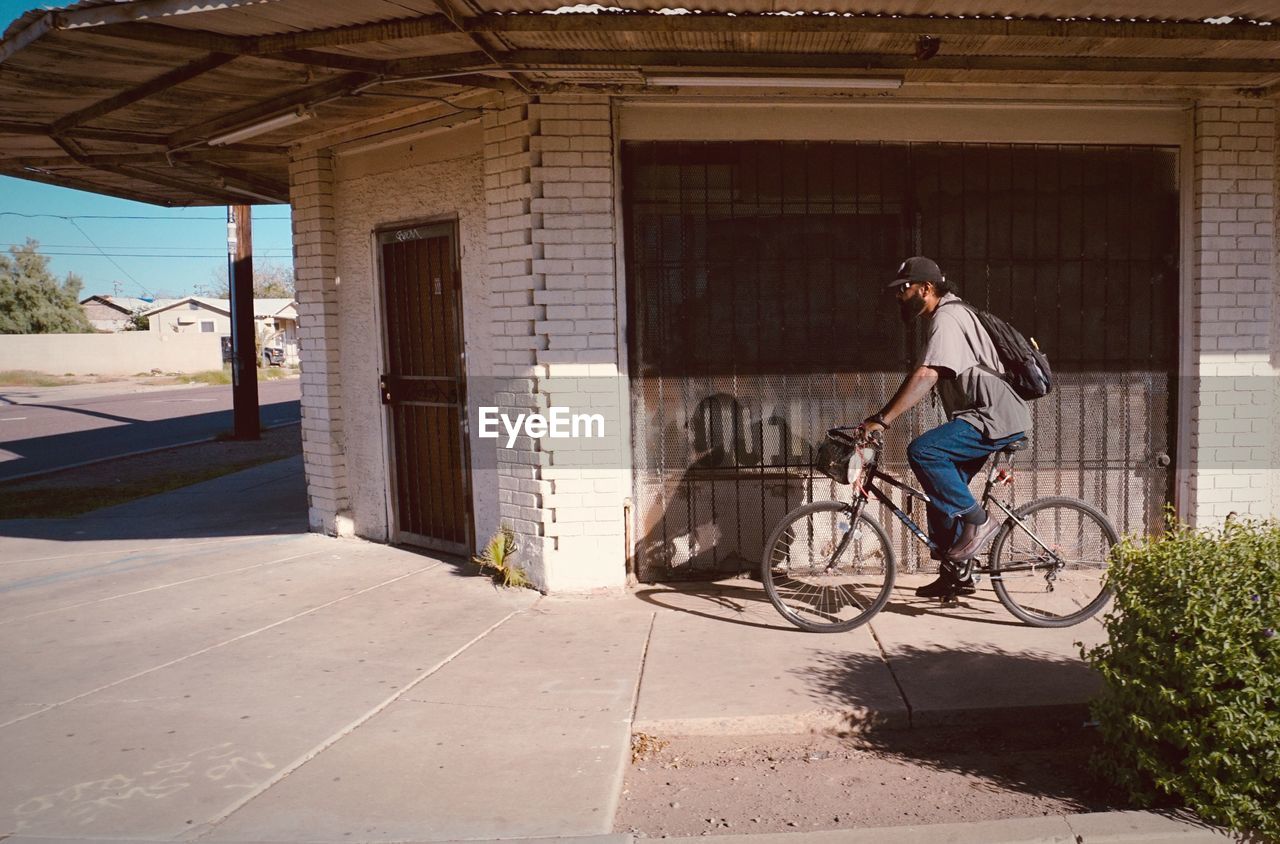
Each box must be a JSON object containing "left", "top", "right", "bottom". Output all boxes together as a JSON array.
[
  {"left": 989, "top": 496, "right": 1117, "bottom": 628},
  {"left": 762, "top": 501, "right": 896, "bottom": 633}
]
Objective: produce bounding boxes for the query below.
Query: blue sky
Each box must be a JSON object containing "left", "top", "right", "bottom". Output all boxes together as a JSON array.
[{"left": 0, "top": 0, "right": 294, "bottom": 300}]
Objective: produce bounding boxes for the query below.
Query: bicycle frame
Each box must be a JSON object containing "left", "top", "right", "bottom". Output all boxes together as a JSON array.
[{"left": 847, "top": 446, "right": 1066, "bottom": 576}]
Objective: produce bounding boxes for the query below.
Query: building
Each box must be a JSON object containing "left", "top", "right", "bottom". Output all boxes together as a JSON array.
[
  {"left": 78, "top": 295, "right": 175, "bottom": 332},
  {"left": 1, "top": 1, "right": 1276, "bottom": 592},
  {"left": 143, "top": 296, "right": 298, "bottom": 363},
  {"left": 144, "top": 296, "right": 233, "bottom": 336}
]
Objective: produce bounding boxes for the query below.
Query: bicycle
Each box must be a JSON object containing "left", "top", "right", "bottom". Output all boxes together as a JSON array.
[{"left": 761, "top": 427, "right": 1119, "bottom": 633}]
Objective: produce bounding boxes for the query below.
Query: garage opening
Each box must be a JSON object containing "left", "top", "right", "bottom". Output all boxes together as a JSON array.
[{"left": 624, "top": 141, "right": 1179, "bottom": 582}]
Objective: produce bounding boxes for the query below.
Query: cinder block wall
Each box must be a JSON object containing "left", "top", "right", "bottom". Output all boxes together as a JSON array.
[
  {"left": 290, "top": 150, "right": 350, "bottom": 535},
  {"left": 1191, "top": 100, "right": 1277, "bottom": 522},
  {"left": 484, "top": 93, "right": 627, "bottom": 592},
  {"left": 330, "top": 127, "right": 492, "bottom": 546}
]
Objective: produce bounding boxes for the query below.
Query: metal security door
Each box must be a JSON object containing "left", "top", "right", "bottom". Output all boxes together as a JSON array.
[
  {"left": 378, "top": 222, "right": 471, "bottom": 556},
  {"left": 624, "top": 141, "right": 1179, "bottom": 582}
]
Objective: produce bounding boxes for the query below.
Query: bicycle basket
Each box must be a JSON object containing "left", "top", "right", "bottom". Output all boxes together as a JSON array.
[{"left": 814, "top": 428, "right": 864, "bottom": 485}]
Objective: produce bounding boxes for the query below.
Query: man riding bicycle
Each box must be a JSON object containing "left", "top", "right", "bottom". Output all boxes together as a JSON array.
[{"left": 860, "top": 257, "right": 1032, "bottom": 599}]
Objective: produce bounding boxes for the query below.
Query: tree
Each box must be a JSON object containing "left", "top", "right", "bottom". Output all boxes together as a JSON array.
[
  {"left": 0, "top": 239, "right": 94, "bottom": 334},
  {"left": 124, "top": 309, "right": 150, "bottom": 331},
  {"left": 196, "top": 260, "right": 295, "bottom": 299}
]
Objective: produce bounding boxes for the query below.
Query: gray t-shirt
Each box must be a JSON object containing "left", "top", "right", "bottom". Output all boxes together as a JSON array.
[{"left": 917, "top": 294, "right": 1033, "bottom": 440}]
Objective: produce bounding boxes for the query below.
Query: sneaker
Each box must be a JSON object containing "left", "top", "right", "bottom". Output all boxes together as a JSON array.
[{"left": 914, "top": 563, "right": 976, "bottom": 599}]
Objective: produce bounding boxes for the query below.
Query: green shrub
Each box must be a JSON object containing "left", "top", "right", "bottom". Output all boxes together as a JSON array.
[
  {"left": 1082, "top": 514, "right": 1279, "bottom": 837},
  {"left": 472, "top": 526, "right": 531, "bottom": 589}
]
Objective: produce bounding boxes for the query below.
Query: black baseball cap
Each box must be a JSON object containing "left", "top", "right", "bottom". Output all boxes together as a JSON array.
[{"left": 886, "top": 256, "right": 943, "bottom": 289}]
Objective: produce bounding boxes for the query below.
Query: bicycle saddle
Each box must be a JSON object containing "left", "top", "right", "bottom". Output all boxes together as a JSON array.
[{"left": 1000, "top": 438, "right": 1030, "bottom": 454}]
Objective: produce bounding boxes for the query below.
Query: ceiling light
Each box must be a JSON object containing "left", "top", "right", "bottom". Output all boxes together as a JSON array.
[
  {"left": 646, "top": 75, "right": 903, "bottom": 90},
  {"left": 207, "top": 107, "right": 315, "bottom": 146}
]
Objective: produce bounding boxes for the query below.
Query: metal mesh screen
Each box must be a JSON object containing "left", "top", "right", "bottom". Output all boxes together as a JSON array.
[{"left": 624, "top": 141, "right": 1179, "bottom": 582}]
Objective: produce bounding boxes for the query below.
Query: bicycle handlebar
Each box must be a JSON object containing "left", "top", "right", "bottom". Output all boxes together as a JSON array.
[{"left": 830, "top": 425, "right": 884, "bottom": 450}]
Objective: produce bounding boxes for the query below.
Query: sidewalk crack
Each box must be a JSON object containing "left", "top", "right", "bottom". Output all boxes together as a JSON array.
[
  {"left": 629, "top": 611, "right": 657, "bottom": 727},
  {"left": 0, "top": 560, "right": 443, "bottom": 730},
  {"left": 868, "top": 620, "right": 913, "bottom": 728},
  {"left": 183, "top": 603, "right": 530, "bottom": 842}
]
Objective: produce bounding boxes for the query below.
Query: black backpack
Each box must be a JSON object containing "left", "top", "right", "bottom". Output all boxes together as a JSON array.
[{"left": 939, "top": 301, "right": 1052, "bottom": 401}]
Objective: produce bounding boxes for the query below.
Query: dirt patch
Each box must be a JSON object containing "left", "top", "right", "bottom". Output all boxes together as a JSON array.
[
  {"left": 0, "top": 371, "right": 186, "bottom": 388},
  {"left": 0, "top": 424, "right": 302, "bottom": 518},
  {"left": 616, "top": 726, "right": 1128, "bottom": 837}
]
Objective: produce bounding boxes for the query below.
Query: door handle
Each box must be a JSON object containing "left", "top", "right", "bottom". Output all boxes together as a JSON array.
[
  {"left": 1154, "top": 452, "right": 1171, "bottom": 468},
  {"left": 380, "top": 375, "right": 393, "bottom": 405}
]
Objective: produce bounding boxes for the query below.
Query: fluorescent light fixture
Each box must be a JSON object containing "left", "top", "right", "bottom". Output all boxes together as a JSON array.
[
  {"left": 647, "top": 75, "right": 903, "bottom": 90},
  {"left": 207, "top": 107, "right": 315, "bottom": 146}
]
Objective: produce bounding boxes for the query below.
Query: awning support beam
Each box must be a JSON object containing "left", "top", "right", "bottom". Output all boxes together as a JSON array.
[
  {"left": 167, "top": 71, "right": 377, "bottom": 148},
  {"left": 51, "top": 52, "right": 237, "bottom": 133},
  {"left": 497, "top": 48, "right": 1280, "bottom": 75}
]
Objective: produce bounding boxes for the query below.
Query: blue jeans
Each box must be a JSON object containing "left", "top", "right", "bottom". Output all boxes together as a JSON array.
[{"left": 906, "top": 419, "right": 1026, "bottom": 554}]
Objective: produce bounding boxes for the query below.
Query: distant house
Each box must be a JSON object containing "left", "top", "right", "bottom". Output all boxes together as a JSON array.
[
  {"left": 78, "top": 295, "right": 176, "bottom": 332},
  {"left": 144, "top": 296, "right": 230, "bottom": 336},
  {"left": 260, "top": 299, "right": 299, "bottom": 365},
  {"left": 143, "top": 296, "right": 298, "bottom": 364}
]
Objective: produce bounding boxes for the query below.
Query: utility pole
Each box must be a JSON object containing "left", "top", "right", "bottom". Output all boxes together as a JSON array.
[{"left": 228, "top": 205, "right": 260, "bottom": 440}]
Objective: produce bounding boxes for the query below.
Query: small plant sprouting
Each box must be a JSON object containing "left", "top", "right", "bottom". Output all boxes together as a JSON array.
[{"left": 473, "top": 526, "right": 530, "bottom": 589}]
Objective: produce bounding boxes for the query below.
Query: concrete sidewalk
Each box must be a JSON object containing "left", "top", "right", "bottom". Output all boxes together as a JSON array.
[{"left": 0, "top": 459, "right": 1230, "bottom": 843}]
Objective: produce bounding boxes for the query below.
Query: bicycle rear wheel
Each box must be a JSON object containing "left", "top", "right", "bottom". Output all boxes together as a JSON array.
[
  {"left": 762, "top": 501, "right": 895, "bottom": 633},
  {"left": 989, "top": 496, "right": 1117, "bottom": 627}
]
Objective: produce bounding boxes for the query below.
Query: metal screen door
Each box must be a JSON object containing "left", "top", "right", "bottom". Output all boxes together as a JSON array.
[
  {"left": 378, "top": 222, "right": 472, "bottom": 556},
  {"left": 624, "top": 141, "right": 1179, "bottom": 582}
]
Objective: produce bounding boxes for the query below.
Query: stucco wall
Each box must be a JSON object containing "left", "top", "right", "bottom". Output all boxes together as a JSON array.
[
  {"left": 149, "top": 307, "right": 230, "bottom": 336},
  {"left": 0, "top": 332, "right": 220, "bottom": 374},
  {"left": 331, "top": 122, "right": 495, "bottom": 545}
]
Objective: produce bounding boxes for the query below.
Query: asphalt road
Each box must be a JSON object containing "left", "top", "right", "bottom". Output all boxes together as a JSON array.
[{"left": 0, "top": 378, "right": 301, "bottom": 482}]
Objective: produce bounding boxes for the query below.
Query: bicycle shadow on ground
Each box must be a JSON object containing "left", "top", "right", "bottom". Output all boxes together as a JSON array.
[
  {"left": 632, "top": 577, "right": 1036, "bottom": 631},
  {"left": 876, "top": 579, "right": 1031, "bottom": 627},
  {"left": 802, "top": 644, "right": 1121, "bottom": 807},
  {"left": 633, "top": 579, "right": 793, "bottom": 631}
]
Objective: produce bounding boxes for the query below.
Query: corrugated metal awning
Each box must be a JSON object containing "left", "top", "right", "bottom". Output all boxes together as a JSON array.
[{"left": 2, "top": 0, "right": 1277, "bottom": 206}]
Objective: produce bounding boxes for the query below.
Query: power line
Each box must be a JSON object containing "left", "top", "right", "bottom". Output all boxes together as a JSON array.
[
  {"left": 14, "top": 251, "right": 293, "bottom": 258},
  {"left": 0, "top": 211, "right": 291, "bottom": 221},
  {"left": 67, "top": 218, "right": 154, "bottom": 298},
  {"left": 3, "top": 243, "right": 293, "bottom": 253}
]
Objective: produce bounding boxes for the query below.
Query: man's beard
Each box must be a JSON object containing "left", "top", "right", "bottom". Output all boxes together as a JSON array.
[{"left": 899, "top": 293, "right": 926, "bottom": 324}]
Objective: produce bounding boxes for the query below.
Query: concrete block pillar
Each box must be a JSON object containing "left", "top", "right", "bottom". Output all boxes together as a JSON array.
[
  {"left": 289, "top": 150, "right": 351, "bottom": 534},
  {"left": 1190, "top": 99, "right": 1277, "bottom": 523},
  {"left": 483, "top": 93, "right": 627, "bottom": 592}
]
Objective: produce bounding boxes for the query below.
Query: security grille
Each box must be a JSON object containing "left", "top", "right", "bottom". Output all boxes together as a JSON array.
[{"left": 624, "top": 141, "right": 1179, "bottom": 582}]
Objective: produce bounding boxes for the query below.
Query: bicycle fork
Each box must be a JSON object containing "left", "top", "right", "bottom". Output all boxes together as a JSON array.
[{"left": 823, "top": 499, "right": 866, "bottom": 572}]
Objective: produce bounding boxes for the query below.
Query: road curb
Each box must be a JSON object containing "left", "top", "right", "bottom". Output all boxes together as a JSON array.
[
  {"left": 653, "top": 811, "right": 1234, "bottom": 843},
  {"left": 634, "top": 701, "right": 1089, "bottom": 738},
  {"left": 0, "top": 420, "right": 300, "bottom": 484}
]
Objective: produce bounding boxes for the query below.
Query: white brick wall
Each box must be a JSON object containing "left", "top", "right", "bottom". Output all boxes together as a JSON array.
[
  {"left": 484, "top": 94, "right": 626, "bottom": 592},
  {"left": 290, "top": 151, "right": 351, "bottom": 534},
  {"left": 1191, "top": 100, "right": 1277, "bottom": 521},
  {"left": 330, "top": 128, "right": 493, "bottom": 547}
]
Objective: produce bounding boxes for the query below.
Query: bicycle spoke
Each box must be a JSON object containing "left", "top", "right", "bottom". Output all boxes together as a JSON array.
[
  {"left": 763, "top": 504, "right": 895, "bottom": 633},
  {"left": 991, "top": 497, "right": 1116, "bottom": 627}
]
